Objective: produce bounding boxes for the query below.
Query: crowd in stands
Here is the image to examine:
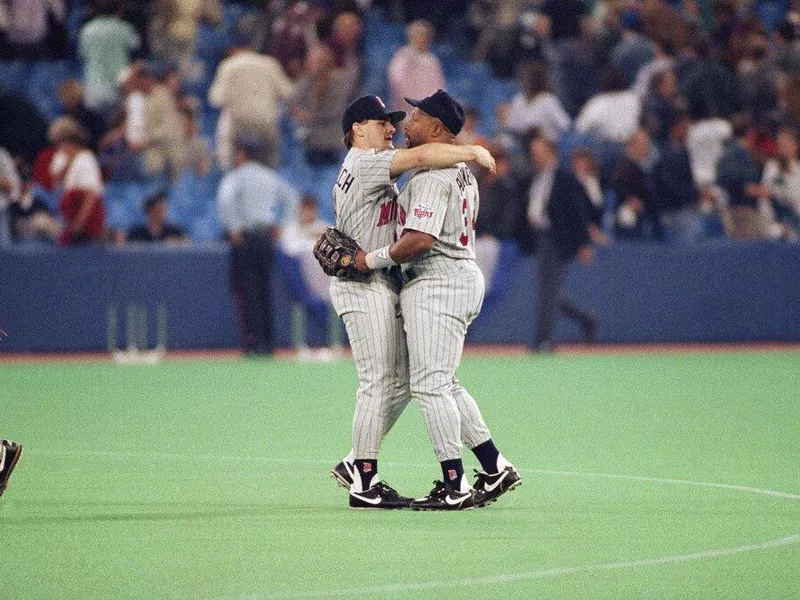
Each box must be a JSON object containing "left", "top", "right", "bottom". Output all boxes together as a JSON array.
[{"left": 2, "top": 0, "right": 800, "bottom": 254}]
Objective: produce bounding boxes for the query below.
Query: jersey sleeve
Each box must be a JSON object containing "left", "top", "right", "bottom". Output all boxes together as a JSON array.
[
  {"left": 354, "top": 149, "right": 398, "bottom": 199},
  {"left": 401, "top": 173, "right": 449, "bottom": 238}
]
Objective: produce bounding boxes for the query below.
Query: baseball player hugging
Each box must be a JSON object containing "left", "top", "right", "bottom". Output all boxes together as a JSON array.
[
  {"left": 387, "top": 90, "right": 521, "bottom": 510},
  {"left": 315, "top": 92, "right": 519, "bottom": 510}
]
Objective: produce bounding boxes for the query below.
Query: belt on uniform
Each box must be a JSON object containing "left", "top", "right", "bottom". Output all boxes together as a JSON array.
[
  {"left": 377, "top": 265, "right": 401, "bottom": 283},
  {"left": 399, "top": 267, "right": 419, "bottom": 284}
]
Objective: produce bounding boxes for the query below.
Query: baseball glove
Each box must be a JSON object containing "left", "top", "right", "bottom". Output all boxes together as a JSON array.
[{"left": 313, "top": 227, "right": 372, "bottom": 283}]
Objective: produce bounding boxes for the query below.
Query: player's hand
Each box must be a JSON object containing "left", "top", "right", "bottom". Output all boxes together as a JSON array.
[
  {"left": 354, "top": 249, "right": 371, "bottom": 273},
  {"left": 472, "top": 145, "right": 496, "bottom": 174}
]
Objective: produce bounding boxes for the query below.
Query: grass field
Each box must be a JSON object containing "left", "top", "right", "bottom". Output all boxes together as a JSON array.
[{"left": 1, "top": 350, "right": 798, "bottom": 599}]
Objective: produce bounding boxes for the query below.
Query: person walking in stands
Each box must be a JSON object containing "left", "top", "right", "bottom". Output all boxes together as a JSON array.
[
  {"left": 513, "top": 131, "right": 605, "bottom": 353},
  {"left": 48, "top": 117, "right": 106, "bottom": 246},
  {"left": 218, "top": 134, "right": 300, "bottom": 355}
]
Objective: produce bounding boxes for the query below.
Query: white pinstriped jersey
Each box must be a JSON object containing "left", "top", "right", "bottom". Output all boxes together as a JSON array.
[
  {"left": 333, "top": 147, "right": 402, "bottom": 252},
  {"left": 397, "top": 163, "right": 478, "bottom": 265}
]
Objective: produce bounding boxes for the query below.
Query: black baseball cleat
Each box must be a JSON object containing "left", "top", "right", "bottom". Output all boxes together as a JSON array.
[
  {"left": 0, "top": 439, "right": 23, "bottom": 498},
  {"left": 330, "top": 459, "right": 355, "bottom": 489},
  {"left": 473, "top": 466, "right": 522, "bottom": 506},
  {"left": 349, "top": 481, "right": 413, "bottom": 510},
  {"left": 409, "top": 480, "right": 485, "bottom": 511}
]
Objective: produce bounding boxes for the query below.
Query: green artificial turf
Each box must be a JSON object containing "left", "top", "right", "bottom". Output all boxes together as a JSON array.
[{"left": 1, "top": 351, "right": 798, "bottom": 599}]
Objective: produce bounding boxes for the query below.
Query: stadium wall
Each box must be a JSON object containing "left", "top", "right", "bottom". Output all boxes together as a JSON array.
[{"left": 1, "top": 241, "right": 799, "bottom": 353}]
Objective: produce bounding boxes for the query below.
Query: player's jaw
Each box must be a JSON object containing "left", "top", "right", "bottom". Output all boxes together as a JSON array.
[{"left": 366, "top": 118, "right": 396, "bottom": 150}]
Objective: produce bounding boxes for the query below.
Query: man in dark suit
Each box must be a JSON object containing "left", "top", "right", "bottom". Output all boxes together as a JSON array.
[{"left": 512, "top": 132, "right": 605, "bottom": 353}]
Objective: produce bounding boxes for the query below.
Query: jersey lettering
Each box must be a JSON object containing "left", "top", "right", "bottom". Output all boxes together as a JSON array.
[
  {"left": 376, "top": 200, "right": 393, "bottom": 227},
  {"left": 455, "top": 166, "right": 474, "bottom": 194},
  {"left": 336, "top": 168, "right": 355, "bottom": 194},
  {"left": 376, "top": 198, "right": 407, "bottom": 227}
]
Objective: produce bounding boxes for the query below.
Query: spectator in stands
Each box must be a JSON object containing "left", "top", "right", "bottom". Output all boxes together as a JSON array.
[
  {"left": 0, "top": 84, "right": 50, "bottom": 165},
  {"left": 610, "top": 9, "right": 654, "bottom": 88},
  {"left": 503, "top": 60, "right": 571, "bottom": 143},
  {"left": 686, "top": 104, "right": 733, "bottom": 188},
  {"left": 575, "top": 67, "right": 641, "bottom": 145},
  {"left": 235, "top": 1, "right": 281, "bottom": 55},
  {"left": 611, "top": 128, "right": 659, "bottom": 239},
  {"left": 57, "top": 80, "right": 106, "bottom": 153},
  {"left": 0, "top": 146, "right": 21, "bottom": 246},
  {"left": 642, "top": 69, "right": 685, "bottom": 146},
  {"left": 387, "top": 19, "right": 445, "bottom": 114},
  {"left": 641, "top": 0, "right": 689, "bottom": 53},
  {"left": 4, "top": 0, "right": 66, "bottom": 60},
  {"left": 679, "top": 33, "right": 743, "bottom": 120},
  {"left": 736, "top": 26, "right": 778, "bottom": 127},
  {"left": 652, "top": 108, "right": 706, "bottom": 243},
  {"left": 473, "top": 1, "right": 550, "bottom": 79},
  {"left": 100, "top": 61, "right": 154, "bottom": 181},
  {"left": 324, "top": 11, "right": 363, "bottom": 96},
  {"left": 79, "top": 0, "right": 141, "bottom": 115},
  {"left": 575, "top": 67, "right": 641, "bottom": 181},
  {"left": 171, "top": 106, "right": 213, "bottom": 178},
  {"left": 268, "top": 0, "right": 324, "bottom": 80},
  {"left": 474, "top": 140, "right": 519, "bottom": 240},
  {"left": 510, "top": 132, "right": 601, "bottom": 353},
  {"left": 218, "top": 134, "right": 300, "bottom": 355},
  {"left": 209, "top": 40, "right": 296, "bottom": 169},
  {"left": 122, "top": 191, "right": 187, "bottom": 244},
  {"left": 538, "top": 0, "right": 595, "bottom": 116},
  {"left": 279, "top": 194, "right": 334, "bottom": 358},
  {"left": 144, "top": 64, "right": 184, "bottom": 178},
  {"left": 149, "top": 0, "right": 222, "bottom": 81},
  {"left": 772, "top": 14, "right": 800, "bottom": 76},
  {"left": 717, "top": 118, "right": 771, "bottom": 239},
  {"left": 7, "top": 161, "right": 62, "bottom": 244},
  {"left": 122, "top": 62, "right": 154, "bottom": 152},
  {"left": 761, "top": 127, "right": 800, "bottom": 240},
  {"left": 633, "top": 38, "right": 677, "bottom": 99},
  {"left": 48, "top": 117, "right": 106, "bottom": 246},
  {"left": 292, "top": 43, "right": 356, "bottom": 167}
]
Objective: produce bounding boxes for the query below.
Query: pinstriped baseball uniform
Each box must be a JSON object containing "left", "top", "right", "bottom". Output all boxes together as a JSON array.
[
  {"left": 397, "top": 163, "right": 492, "bottom": 462},
  {"left": 330, "top": 147, "right": 411, "bottom": 460}
]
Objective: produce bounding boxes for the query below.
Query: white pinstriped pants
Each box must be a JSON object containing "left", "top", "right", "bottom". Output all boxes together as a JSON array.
[
  {"left": 331, "top": 275, "right": 410, "bottom": 460},
  {"left": 400, "top": 258, "right": 492, "bottom": 462}
]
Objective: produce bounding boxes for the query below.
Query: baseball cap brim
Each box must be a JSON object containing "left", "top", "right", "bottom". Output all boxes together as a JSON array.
[{"left": 385, "top": 110, "right": 406, "bottom": 124}]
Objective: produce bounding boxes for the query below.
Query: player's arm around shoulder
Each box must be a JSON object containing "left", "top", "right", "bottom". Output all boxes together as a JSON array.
[{"left": 388, "top": 143, "right": 495, "bottom": 178}]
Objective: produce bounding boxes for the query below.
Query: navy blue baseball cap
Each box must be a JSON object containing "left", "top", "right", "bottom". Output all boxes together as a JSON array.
[
  {"left": 342, "top": 95, "right": 406, "bottom": 134},
  {"left": 404, "top": 89, "right": 466, "bottom": 136}
]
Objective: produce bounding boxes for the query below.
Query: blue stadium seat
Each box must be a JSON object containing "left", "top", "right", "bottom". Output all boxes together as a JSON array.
[
  {"left": 189, "top": 209, "right": 223, "bottom": 242},
  {"left": 168, "top": 170, "right": 220, "bottom": 224},
  {"left": 755, "top": 0, "right": 789, "bottom": 31},
  {"left": 0, "top": 60, "right": 31, "bottom": 89},
  {"left": 103, "top": 180, "right": 152, "bottom": 229},
  {"left": 28, "top": 61, "right": 81, "bottom": 120}
]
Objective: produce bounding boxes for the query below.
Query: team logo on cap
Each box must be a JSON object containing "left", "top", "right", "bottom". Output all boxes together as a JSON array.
[
  {"left": 413, "top": 203, "right": 434, "bottom": 220},
  {"left": 376, "top": 96, "right": 386, "bottom": 109}
]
